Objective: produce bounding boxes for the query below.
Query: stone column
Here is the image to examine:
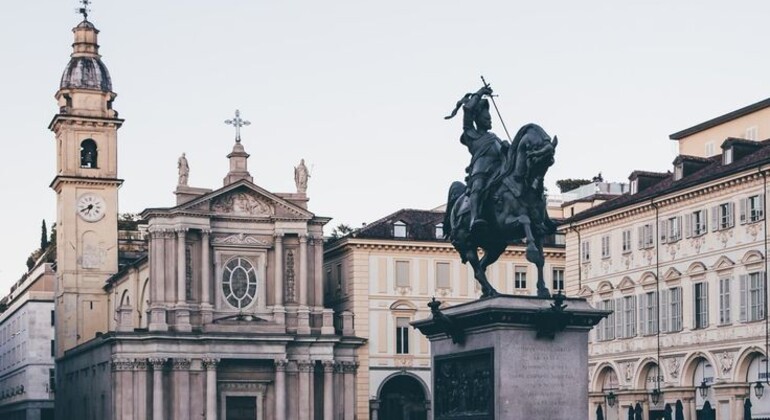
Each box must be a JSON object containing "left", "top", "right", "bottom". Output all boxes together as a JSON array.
[
  {"left": 149, "top": 358, "right": 167, "bottom": 420},
  {"left": 297, "top": 360, "right": 313, "bottom": 420},
  {"left": 323, "top": 361, "right": 335, "bottom": 420},
  {"left": 133, "top": 359, "right": 148, "bottom": 420},
  {"left": 201, "top": 229, "right": 213, "bottom": 324},
  {"left": 313, "top": 235, "right": 324, "bottom": 308},
  {"left": 297, "top": 235, "right": 311, "bottom": 334},
  {"left": 342, "top": 361, "right": 358, "bottom": 420},
  {"left": 274, "top": 359, "right": 288, "bottom": 419},
  {"left": 173, "top": 358, "right": 191, "bottom": 419},
  {"left": 273, "top": 232, "right": 286, "bottom": 324},
  {"left": 148, "top": 229, "right": 168, "bottom": 331},
  {"left": 112, "top": 358, "right": 134, "bottom": 419},
  {"left": 203, "top": 358, "right": 219, "bottom": 420},
  {"left": 175, "top": 228, "right": 191, "bottom": 331}
]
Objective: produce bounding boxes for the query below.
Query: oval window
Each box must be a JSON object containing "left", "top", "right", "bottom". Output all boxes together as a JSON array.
[{"left": 222, "top": 257, "right": 258, "bottom": 309}]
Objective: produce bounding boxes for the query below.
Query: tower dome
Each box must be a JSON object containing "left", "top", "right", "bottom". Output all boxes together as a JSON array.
[{"left": 59, "top": 20, "right": 113, "bottom": 92}]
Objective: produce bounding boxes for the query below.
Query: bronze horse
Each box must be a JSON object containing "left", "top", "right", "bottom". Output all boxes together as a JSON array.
[{"left": 444, "top": 123, "right": 558, "bottom": 298}]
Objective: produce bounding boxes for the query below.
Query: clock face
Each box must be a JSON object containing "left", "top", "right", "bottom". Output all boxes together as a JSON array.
[{"left": 77, "top": 193, "right": 107, "bottom": 222}]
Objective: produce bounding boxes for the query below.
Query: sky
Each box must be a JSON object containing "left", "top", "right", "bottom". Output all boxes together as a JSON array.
[{"left": 1, "top": 0, "right": 770, "bottom": 292}]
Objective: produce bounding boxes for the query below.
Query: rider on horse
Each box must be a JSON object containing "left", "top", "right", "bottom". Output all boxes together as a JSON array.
[{"left": 455, "top": 86, "right": 509, "bottom": 235}]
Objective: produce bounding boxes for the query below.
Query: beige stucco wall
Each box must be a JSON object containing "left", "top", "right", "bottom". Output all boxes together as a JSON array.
[{"left": 676, "top": 107, "right": 770, "bottom": 157}]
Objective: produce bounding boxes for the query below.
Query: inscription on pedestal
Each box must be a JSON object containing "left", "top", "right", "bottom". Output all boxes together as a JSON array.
[
  {"left": 507, "top": 340, "right": 582, "bottom": 418},
  {"left": 434, "top": 348, "right": 493, "bottom": 420}
]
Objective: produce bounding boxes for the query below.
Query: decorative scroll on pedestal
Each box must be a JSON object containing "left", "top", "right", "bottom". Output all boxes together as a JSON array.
[{"left": 434, "top": 349, "right": 493, "bottom": 420}]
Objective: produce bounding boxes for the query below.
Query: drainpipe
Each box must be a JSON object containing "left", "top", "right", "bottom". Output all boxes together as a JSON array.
[
  {"left": 760, "top": 167, "right": 769, "bottom": 384},
  {"left": 572, "top": 222, "right": 582, "bottom": 292}
]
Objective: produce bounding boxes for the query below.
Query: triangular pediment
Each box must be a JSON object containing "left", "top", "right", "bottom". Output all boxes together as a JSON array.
[
  {"left": 663, "top": 267, "right": 681, "bottom": 281},
  {"left": 617, "top": 277, "right": 636, "bottom": 290},
  {"left": 172, "top": 180, "right": 314, "bottom": 219},
  {"left": 578, "top": 285, "right": 594, "bottom": 297},
  {"left": 712, "top": 256, "right": 735, "bottom": 271}
]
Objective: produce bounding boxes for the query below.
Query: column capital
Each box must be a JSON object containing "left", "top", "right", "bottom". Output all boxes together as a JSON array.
[
  {"left": 321, "top": 360, "right": 335, "bottom": 373},
  {"left": 148, "top": 358, "right": 168, "bottom": 370},
  {"left": 297, "top": 359, "right": 314, "bottom": 372},
  {"left": 274, "top": 358, "right": 289, "bottom": 371},
  {"left": 342, "top": 361, "right": 359, "bottom": 373},
  {"left": 132, "top": 358, "right": 149, "bottom": 371},
  {"left": 175, "top": 227, "right": 189, "bottom": 234},
  {"left": 201, "top": 228, "right": 212, "bottom": 235},
  {"left": 202, "top": 358, "right": 220, "bottom": 370},
  {"left": 299, "top": 233, "right": 308, "bottom": 243},
  {"left": 111, "top": 357, "right": 135, "bottom": 372},
  {"left": 172, "top": 358, "right": 192, "bottom": 371},
  {"left": 274, "top": 230, "right": 285, "bottom": 239}
]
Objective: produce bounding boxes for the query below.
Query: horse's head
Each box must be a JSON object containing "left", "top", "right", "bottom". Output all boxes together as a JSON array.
[{"left": 525, "top": 134, "right": 558, "bottom": 188}]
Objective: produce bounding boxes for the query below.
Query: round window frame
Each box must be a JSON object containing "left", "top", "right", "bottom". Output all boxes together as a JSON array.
[{"left": 221, "top": 257, "right": 259, "bottom": 310}]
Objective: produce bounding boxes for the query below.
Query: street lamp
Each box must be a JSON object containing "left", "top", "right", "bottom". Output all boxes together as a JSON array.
[
  {"left": 604, "top": 390, "right": 617, "bottom": 407},
  {"left": 697, "top": 380, "right": 710, "bottom": 399},
  {"left": 650, "top": 387, "right": 662, "bottom": 405},
  {"left": 755, "top": 380, "right": 765, "bottom": 399}
]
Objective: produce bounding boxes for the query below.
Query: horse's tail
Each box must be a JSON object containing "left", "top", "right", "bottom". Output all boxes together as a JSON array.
[{"left": 444, "top": 181, "right": 466, "bottom": 239}]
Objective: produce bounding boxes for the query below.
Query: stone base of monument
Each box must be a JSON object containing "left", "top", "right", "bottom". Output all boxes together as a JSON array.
[{"left": 412, "top": 294, "right": 609, "bottom": 420}]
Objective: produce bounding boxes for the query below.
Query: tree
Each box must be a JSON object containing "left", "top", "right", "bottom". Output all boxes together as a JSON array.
[
  {"left": 330, "top": 223, "right": 354, "bottom": 239},
  {"left": 40, "top": 219, "right": 49, "bottom": 250},
  {"left": 556, "top": 178, "right": 592, "bottom": 193}
]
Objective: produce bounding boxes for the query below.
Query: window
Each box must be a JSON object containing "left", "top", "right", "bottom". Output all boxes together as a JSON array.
[
  {"left": 694, "top": 282, "right": 709, "bottom": 329},
  {"left": 741, "top": 272, "right": 766, "bottom": 322},
  {"left": 685, "top": 209, "right": 708, "bottom": 237},
  {"left": 581, "top": 240, "right": 590, "bottom": 261},
  {"left": 554, "top": 233, "right": 566, "bottom": 246},
  {"left": 622, "top": 230, "right": 632, "bottom": 253},
  {"left": 395, "top": 317, "right": 410, "bottom": 354},
  {"left": 514, "top": 266, "right": 527, "bottom": 289},
  {"left": 393, "top": 221, "right": 407, "bottom": 238},
  {"left": 601, "top": 235, "right": 610, "bottom": 259},
  {"left": 630, "top": 179, "right": 638, "bottom": 194},
  {"left": 51, "top": 310, "right": 55, "bottom": 326},
  {"left": 621, "top": 296, "right": 636, "bottom": 338},
  {"left": 705, "top": 142, "right": 715, "bottom": 157},
  {"left": 719, "top": 277, "right": 731, "bottom": 325},
  {"left": 79, "top": 139, "right": 98, "bottom": 168},
  {"left": 637, "top": 224, "right": 654, "bottom": 249},
  {"left": 552, "top": 268, "right": 564, "bottom": 292},
  {"left": 660, "top": 217, "right": 682, "bottom": 243},
  {"left": 740, "top": 195, "right": 765, "bottom": 224},
  {"left": 723, "top": 147, "right": 733, "bottom": 165},
  {"left": 639, "top": 291, "right": 658, "bottom": 335},
  {"left": 714, "top": 202, "right": 735, "bottom": 230},
  {"left": 597, "top": 300, "right": 615, "bottom": 341},
  {"left": 661, "top": 287, "right": 683, "bottom": 332},
  {"left": 673, "top": 163, "right": 683, "bottom": 181},
  {"left": 49, "top": 369, "right": 56, "bottom": 393},
  {"left": 435, "top": 223, "right": 444, "bottom": 239},
  {"left": 436, "top": 262, "right": 450, "bottom": 289},
  {"left": 334, "top": 263, "right": 343, "bottom": 294},
  {"left": 221, "top": 257, "right": 258, "bottom": 309},
  {"left": 746, "top": 126, "right": 758, "bottom": 140},
  {"left": 50, "top": 340, "right": 55, "bottom": 357},
  {"left": 396, "top": 261, "right": 410, "bottom": 287}
]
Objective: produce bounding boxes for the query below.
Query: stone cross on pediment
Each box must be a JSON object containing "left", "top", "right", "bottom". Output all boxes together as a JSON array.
[{"left": 224, "top": 109, "right": 251, "bottom": 143}]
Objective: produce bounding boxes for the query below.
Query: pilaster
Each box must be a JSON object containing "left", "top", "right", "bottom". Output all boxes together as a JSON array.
[
  {"left": 172, "top": 358, "right": 192, "bottom": 419},
  {"left": 274, "top": 359, "right": 288, "bottom": 419},
  {"left": 149, "top": 358, "right": 168, "bottom": 420}
]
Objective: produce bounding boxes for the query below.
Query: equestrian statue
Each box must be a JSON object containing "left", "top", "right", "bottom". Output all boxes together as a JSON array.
[{"left": 443, "top": 82, "right": 559, "bottom": 298}]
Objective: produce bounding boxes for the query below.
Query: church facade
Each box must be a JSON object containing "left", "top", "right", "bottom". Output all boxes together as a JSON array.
[{"left": 51, "top": 17, "right": 362, "bottom": 420}]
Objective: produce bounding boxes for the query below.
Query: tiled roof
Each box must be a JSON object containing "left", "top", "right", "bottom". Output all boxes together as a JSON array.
[
  {"left": 354, "top": 209, "right": 445, "bottom": 241},
  {"left": 564, "top": 139, "right": 770, "bottom": 224}
]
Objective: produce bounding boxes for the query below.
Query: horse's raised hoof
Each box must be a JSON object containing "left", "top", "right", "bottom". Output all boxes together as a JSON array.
[{"left": 537, "top": 288, "right": 551, "bottom": 299}]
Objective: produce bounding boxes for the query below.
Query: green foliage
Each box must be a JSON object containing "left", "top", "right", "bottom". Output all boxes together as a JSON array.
[
  {"left": 40, "top": 219, "right": 49, "bottom": 250},
  {"left": 556, "top": 178, "right": 592, "bottom": 193},
  {"left": 330, "top": 223, "right": 354, "bottom": 239}
]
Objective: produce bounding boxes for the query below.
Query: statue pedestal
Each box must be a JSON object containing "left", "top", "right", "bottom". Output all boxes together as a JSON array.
[{"left": 412, "top": 295, "right": 608, "bottom": 420}]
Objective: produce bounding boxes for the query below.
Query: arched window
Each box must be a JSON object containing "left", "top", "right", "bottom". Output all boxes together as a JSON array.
[
  {"left": 222, "top": 257, "right": 258, "bottom": 309},
  {"left": 80, "top": 139, "right": 98, "bottom": 168}
]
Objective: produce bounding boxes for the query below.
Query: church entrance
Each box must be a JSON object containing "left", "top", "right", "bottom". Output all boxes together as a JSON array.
[
  {"left": 379, "top": 374, "right": 428, "bottom": 420},
  {"left": 225, "top": 396, "right": 257, "bottom": 420}
]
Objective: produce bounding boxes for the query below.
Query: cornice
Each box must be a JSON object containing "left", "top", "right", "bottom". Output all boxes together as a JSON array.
[
  {"left": 50, "top": 175, "right": 124, "bottom": 191},
  {"left": 48, "top": 114, "right": 124, "bottom": 131},
  {"left": 332, "top": 238, "right": 565, "bottom": 258},
  {"left": 568, "top": 168, "right": 769, "bottom": 230}
]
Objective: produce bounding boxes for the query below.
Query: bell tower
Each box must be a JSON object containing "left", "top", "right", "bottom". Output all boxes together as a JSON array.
[{"left": 49, "top": 16, "right": 123, "bottom": 356}]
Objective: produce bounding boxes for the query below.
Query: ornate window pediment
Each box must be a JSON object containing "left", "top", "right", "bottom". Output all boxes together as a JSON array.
[
  {"left": 686, "top": 262, "right": 707, "bottom": 276},
  {"left": 712, "top": 256, "right": 735, "bottom": 271},
  {"left": 618, "top": 277, "right": 636, "bottom": 290},
  {"left": 389, "top": 299, "right": 417, "bottom": 312},
  {"left": 663, "top": 267, "right": 681, "bottom": 281}
]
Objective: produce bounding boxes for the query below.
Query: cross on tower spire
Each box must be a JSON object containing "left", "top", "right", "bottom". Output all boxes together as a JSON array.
[
  {"left": 78, "top": 0, "right": 92, "bottom": 20},
  {"left": 224, "top": 109, "right": 251, "bottom": 143}
]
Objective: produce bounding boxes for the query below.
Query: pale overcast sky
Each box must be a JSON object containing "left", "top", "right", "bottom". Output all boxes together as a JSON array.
[{"left": 1, "top": 1, "right": 769, "bottom": 292}]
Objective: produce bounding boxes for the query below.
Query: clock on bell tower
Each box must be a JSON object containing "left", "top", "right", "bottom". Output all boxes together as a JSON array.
[{"left": 49, "top": 17, "right": 123, "bottom": 356}]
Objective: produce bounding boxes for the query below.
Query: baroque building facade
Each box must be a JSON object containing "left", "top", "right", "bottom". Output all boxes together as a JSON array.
[
  {"left": 324, "top": 207, "right": 566, "bottom": 420},
  {"left": 0, "top": 263, "right": 56, "bottom": 420},
  {"left": 562, "top": 98, "right": 770, "bottom": 420},
  {"left": 50, "top": 17, "right": 362, "bottom": 420}
]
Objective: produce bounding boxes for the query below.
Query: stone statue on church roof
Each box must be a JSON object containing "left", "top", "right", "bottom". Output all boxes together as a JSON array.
[
  {"left": 178, "top": 153, "right": 189, "bottom": 186},
  {"left": 294, "top": 159, "right": 310, "bottom": 194}
]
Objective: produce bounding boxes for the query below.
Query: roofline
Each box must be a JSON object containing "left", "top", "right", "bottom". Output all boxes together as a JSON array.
[
  {"left": 323, "top": 236, "right": 566, "bottom": 255},
  {"left": 669, "top": 97, "right": 770, "bottom": 140}
]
